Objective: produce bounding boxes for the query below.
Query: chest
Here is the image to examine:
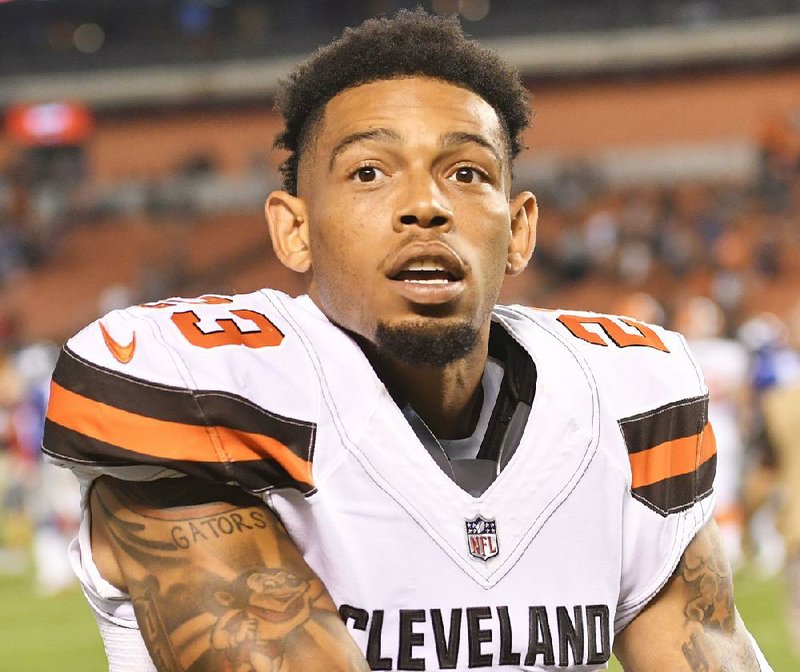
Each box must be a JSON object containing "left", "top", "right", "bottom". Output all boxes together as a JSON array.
[{"left": 270, "top": 401, "right": 627, "bottom": 671}]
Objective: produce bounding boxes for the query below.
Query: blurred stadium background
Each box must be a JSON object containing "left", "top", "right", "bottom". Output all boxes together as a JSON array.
[{"left": 1, "top": 0, "right": 800, "bottom": 670}]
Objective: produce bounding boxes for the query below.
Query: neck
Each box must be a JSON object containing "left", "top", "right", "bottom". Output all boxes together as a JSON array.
[{"left": 362, "top": 325, "right": 490, "bottom": 440}]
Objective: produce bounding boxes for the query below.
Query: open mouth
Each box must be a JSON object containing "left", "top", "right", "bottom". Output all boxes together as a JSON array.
[
  {"left": 384, "top": 243, "right": 467, "bottom": 305},
  {"left": 392, "top": 260, "right": 460, "bottom": 284}
]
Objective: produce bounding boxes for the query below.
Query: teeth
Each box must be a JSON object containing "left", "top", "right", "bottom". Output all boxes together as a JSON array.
[
  {"left": 404, "top": 278, "right": 450, "bottom": 284},
  {"left": 406, "top": 260, "right": 447, "bottom": 272}
]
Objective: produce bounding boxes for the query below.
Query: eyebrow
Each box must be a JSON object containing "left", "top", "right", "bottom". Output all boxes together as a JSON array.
[
  {"left": 326, "top": 127, "right": 504, "bottom": 171},
  {"left": 439, "top": 131, "right": 503, "bottom": 165},
  {"left": 328, "top": 128, "right": 401, "bottom": 170}
]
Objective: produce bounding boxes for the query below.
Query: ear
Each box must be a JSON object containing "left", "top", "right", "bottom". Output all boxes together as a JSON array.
[
  {"left": 265, "top": 190, "right": 311, "bottom": 273},
  {"left": 506, "top": 191, "right": 537, "bottom": 276}
]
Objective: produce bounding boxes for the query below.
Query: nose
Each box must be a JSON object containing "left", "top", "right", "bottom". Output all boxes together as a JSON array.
[{"left": 394, "top": 173, "right": 452, "bottom": 231}]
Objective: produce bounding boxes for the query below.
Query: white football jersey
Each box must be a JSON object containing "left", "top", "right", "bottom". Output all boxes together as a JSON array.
[{"left": 44, "top": 290, "right": 717, "bottom": 671}]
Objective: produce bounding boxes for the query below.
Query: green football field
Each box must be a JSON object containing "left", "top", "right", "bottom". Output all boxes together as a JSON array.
[{"left": 0, "top": 567, "right": 797, "bottom": 671}]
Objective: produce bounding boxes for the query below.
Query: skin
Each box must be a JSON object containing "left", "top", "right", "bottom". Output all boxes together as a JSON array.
[
  {"left": 614, "top": 521, "right": 761, "bottom": 671},
  {"left": 90, "top": 476, "right": 369, "bottom": 671},
  {"left": 265, "top": 77, "right": 537, "bottom": 438},
  {"left": 90, "top": 76, "right": 761, "bottom": 670}
]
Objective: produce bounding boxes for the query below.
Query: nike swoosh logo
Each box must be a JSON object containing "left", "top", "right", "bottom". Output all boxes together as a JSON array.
[{"left": 99, "top": 322, "right": 136, "bottom": 364}]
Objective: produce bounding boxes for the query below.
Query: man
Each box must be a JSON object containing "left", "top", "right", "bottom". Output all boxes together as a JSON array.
[
  {"left": 43, "top": 10, "right": 771, "bottom": 671},
  {"left": 756, "top": 306, "right": 800, "bottom": 648},
  {"left": 673, "top": 296, "right": 752, "bottom": 569}
]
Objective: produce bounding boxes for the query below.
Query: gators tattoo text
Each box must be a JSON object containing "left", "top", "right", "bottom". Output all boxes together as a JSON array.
[{"left": 92, "top": 478, "right": 368, "bottom": 671}]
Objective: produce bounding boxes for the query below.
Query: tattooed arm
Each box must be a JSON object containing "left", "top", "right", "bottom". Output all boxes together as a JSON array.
[
  {"left": 89, "top": 475, "right": 370, "bottom": 672},
  {"left": 613, "top": 520, "right": 764, "bottom": 671}
]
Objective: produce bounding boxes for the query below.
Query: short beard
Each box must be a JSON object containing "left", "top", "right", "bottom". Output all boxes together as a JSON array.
[{"left": 374, "top": 319, "right": 479, "bottom": 367}]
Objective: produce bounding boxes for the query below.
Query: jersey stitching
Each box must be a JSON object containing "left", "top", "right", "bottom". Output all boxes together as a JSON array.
[
  {"left": 615, "top": 332, "right": 712, "bottom": 626},
  {"left": 513, "top": 308, "right": 711, "bottom": 628},
  {"left": 61, "top": 345, "right": 193, "bottom": 394},
  {"left": 481, "top": 307, "right": 602, "bottom": 583},
  {"left": 618, "top": 393, "right": 710, "bottom": 426},
  {"left": 615, "top": 503, "right": 712, "bottom": 632},
  {"left": 676, "top": 330, "right": 707, "bottom": 393},
  {"left": 617, "top": 509, "right": 705, "bottom": 617},
  {"left": 619, "top": 393, "right": 713, "bottom": 517},
  {"left": 61, "top": 346, "right": 314, "bottom": 430},
  {"left": 266, "top": 293, "right": 495, "bottom": 583},
  {"left": 134, "top": 307, "right": 237, "bottom": 478},
  {"left": 489, "top": 308, "right": 601, "bottom": 582},
  {"left": 617, "top": 514, "right": 687, "bottom": 618},
  {"left": 261, "top": 291, "right": 330, "bottom": 493}
]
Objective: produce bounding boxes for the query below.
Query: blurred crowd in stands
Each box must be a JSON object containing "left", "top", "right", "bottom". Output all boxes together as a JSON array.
[
  {"left": 0, "top": 146, "right": 87, "bottom": 285},
  {"left": 3, "top": 0, "right": 800, "bottom": 77},
  {"left": 522, "top": 111, "right": 800, "bottom": 321},
  {"left": 0, "top": 98, "right": 799, "bottom": 641}
]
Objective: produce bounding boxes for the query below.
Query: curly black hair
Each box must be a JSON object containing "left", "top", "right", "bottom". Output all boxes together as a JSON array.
[{"left": 273, "top": 8, "right": 532, "bottom": 195}]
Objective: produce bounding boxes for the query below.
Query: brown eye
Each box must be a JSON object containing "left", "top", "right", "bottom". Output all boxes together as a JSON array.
[
  {"left": 453, "top": 167, "right": 485, "bottom": 183},
  {"left": 355, "top": 166, "right": 379, "bottom": 182},
  {"left": 455, "top": 168, "right": 474, "bottom": 183}
]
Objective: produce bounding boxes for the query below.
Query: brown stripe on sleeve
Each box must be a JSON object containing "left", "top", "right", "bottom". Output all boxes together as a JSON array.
[
  {"left": 52, "top": 346, "right": 199, "bottom": 423},
  {"left": 42, "top": 420, "right": 314, "bottom": 494},
  {"left": 619, "top": 396, "right": 715, "bottom": 516},
  {"left": 631, "top": 455, "right": 716, "bottom": 516},
  {"left": 52, "top": 347, "right": 315, "bottom": 463},
  {"left": 629, "top": 422, "right": 717, "bottom": 489},
  {"left": 619, "top": 395, "right": 708, "bottom": 454},
  {"left": 46, "top": 381, "right": 313, "bottom": 486},
  {"left": 43, "top": 346, "right": 316, "bottom": 494}
]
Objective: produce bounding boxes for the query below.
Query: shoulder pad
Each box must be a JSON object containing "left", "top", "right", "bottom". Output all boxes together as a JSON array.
[
  {"left": 507, "top": 306, "right": 706, "bottom": 411},
  {"left": 501, "top": 305, "right": 714, "bottom": 516},
  {"left": 43, "top": 290, "right": 320, "bottom": 495}
]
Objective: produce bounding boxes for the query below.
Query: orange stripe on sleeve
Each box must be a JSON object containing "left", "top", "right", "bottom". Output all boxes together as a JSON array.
[
  {"left": 47, "top": 381, "right": 312, "bottom": 485},
  {"left": 629, "top": 422, "right": 716, "bottom": 489}
]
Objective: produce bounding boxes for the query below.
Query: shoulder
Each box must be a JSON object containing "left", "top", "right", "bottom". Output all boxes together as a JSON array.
[
  {"left": 500, "top": 305, "right": 714, "bottom": 514},
  {"left": 59, "top": 289, "right": 324, "bottom": 399},
  {"left": 43, "top": 291, "right": 332, "bottom": 494},
  {"left": 501, "top": 307, "right": 720, "bottom": 631},
  {"left": 499, "top": 304, "right": 706, "bottom": 408}
]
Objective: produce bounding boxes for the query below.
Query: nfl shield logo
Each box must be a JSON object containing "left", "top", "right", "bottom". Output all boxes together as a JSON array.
[{"left": 465, "top": 515, "right": 499, "bottom": 561}]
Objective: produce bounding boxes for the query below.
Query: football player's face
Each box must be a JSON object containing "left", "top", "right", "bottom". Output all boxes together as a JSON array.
[{"left": 271, "top": 77, "right": 536, "bottom": 349}]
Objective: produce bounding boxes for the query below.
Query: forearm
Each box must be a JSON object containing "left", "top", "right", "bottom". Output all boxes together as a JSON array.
[
  {"left": 91, "top": 476, "right": 369, "bottom": 672},
  {"left": 680, "top": 611, "right": 765, "bottom": 672}
]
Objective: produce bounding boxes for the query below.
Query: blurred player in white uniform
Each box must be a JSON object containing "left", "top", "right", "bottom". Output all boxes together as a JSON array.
[
  {"left": 14, "top": 342, "right": 81, "bottom": 594},
  {"left": 674, "top": 296, "right": 751, "bottom": 568}
]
